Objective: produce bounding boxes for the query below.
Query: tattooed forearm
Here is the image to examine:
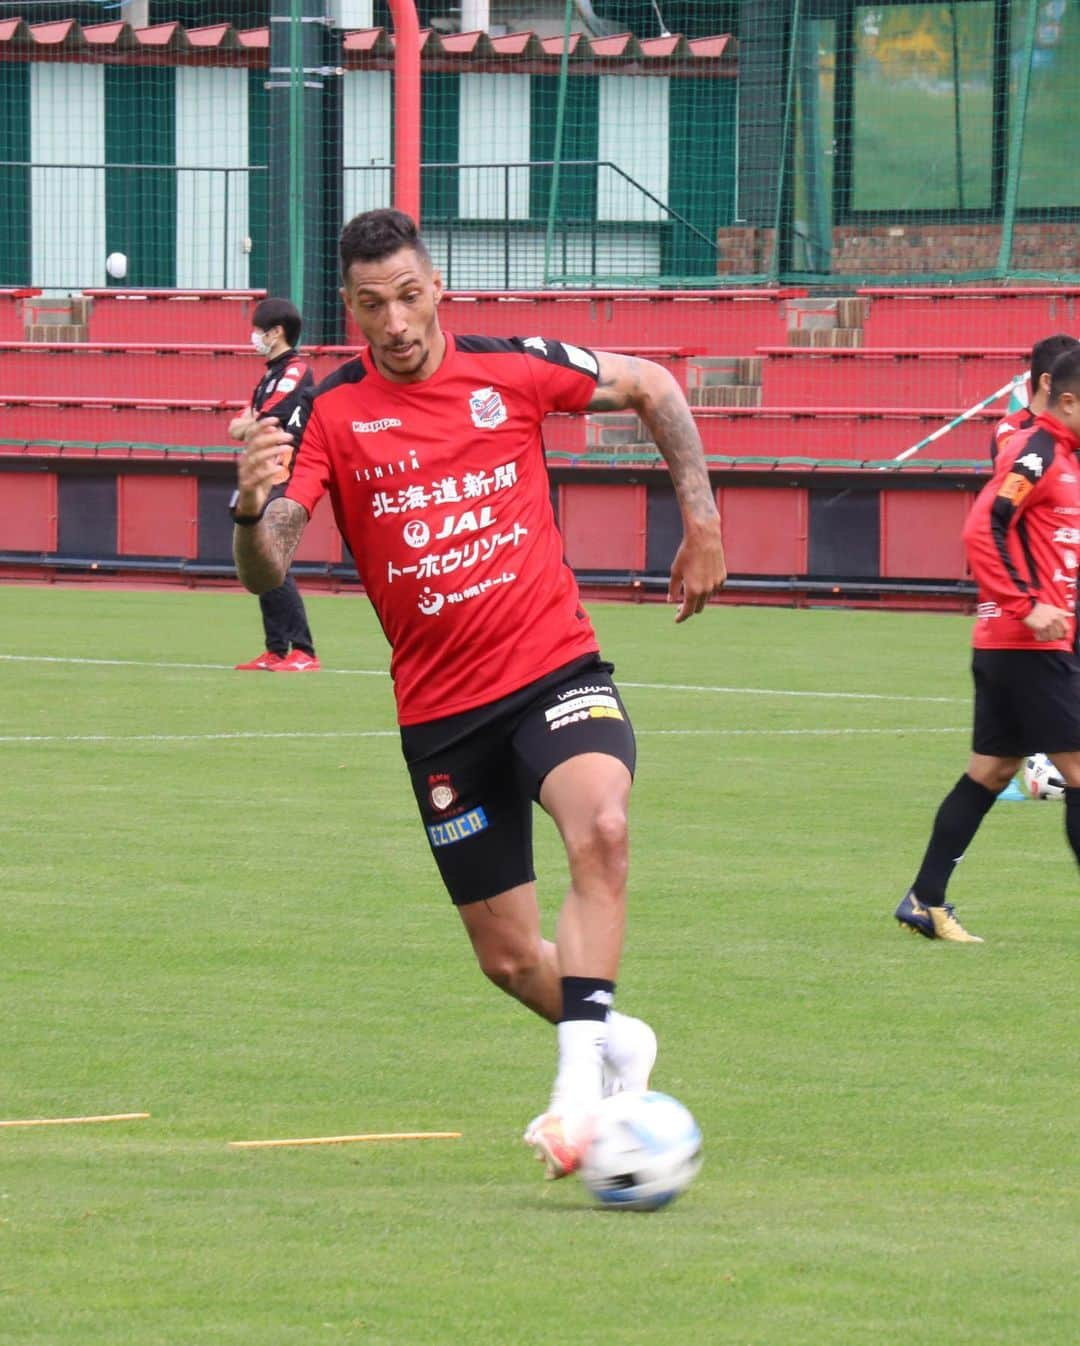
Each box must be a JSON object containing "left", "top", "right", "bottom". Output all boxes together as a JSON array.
[
  {"left": 233, "top": 497, "right": 307, "bottom": 594},
  {"left": 640, "top": 386, "right": 717, "bottom": 526}
]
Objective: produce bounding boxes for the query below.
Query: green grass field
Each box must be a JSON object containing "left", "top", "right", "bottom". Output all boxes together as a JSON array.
[{"left": 1, "top": 585, "right": 1076, "bottom": 1346}]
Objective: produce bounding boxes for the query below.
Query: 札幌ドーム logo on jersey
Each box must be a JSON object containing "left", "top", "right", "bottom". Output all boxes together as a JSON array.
[{"left": 469, "top": 387, "right": 507, "bottom": 430}]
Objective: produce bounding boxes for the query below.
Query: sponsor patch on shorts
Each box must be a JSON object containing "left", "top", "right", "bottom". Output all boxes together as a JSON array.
[
  {"left": 546, "top": 692, "right": 624, "bottom": 732},
  {"left": 545, "top": 693, "right": 619, "bottom": 722},
  {"left": 427, "top": 806, "right": 488, "bottom": 847}
]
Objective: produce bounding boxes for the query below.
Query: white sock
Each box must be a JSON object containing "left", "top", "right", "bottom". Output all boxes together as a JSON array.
[
  {"left": 604, "top": 1011, "right": 656, "bottom": 1092},
  {"left": 550, "top": 1019, "right": 607, "bottom": 1118}
]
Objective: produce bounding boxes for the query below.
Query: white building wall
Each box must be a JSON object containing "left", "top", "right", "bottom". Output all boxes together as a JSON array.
[
  {"left": 342, "top": 71, "right": 393, "bottom": 220},
  {"left": 176, "top": 68, "right": 249, "bottom": 289},
  {"left": 458, "top": 74, "right": 531, "bottom": 220},
  {"left": 597, "top": 75, "right": 669, "bottom": 222},
  {"left": 31, "top": 64, "right": 105, "bottom": 288}
]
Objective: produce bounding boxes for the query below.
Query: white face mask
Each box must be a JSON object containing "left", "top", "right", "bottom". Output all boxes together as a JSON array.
[{"left": 251, "top": 329, "right": 273, "bottom": 357}]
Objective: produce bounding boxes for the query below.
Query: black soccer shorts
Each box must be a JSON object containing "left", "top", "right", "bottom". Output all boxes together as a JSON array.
[
  {"left": 400, "top": 656, "right": 637, "bottom": 906},
  {"left": 971, "top": 648, "right": 1080, "bottom": 758}
]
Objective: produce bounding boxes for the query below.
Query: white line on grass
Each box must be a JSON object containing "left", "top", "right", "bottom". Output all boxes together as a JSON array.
[
  {"left": 0, "top": 729, "right": 397, "bottom": 744},
  {"left": 0, "top": 653, "right": 967, "bottom": 705},
  {"left": 0, "top": 726, "right": 965, "bottom": 746}
]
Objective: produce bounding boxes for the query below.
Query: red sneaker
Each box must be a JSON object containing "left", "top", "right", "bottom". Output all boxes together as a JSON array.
[
  {"left": 279, "top": 650, "right": 322, "bottom": 672},
  {"left": 234, "top": 651, "right": 286, "bottom": 671}
]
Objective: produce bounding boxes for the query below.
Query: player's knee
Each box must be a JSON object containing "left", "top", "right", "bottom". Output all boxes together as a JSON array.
[
  {"left": 565, "top": 806, "right": 629, "bottom": 875},
  {"left": 475, "top": 939, "right": 543, "bottom": 992}
]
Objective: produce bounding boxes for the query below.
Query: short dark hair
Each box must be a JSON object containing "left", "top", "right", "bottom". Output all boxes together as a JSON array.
[
  {"left": 1031, "top": 333, "right": 1079, "bottom": 388},
  {"left": 339, "top": 208, "right": 431, "bottom": 280},
  {"left": 1048, "top": 345, "right": 1080, "bottom": 404},
  {"left": 252, "top": 298, "right": 301, "bottom": 347}
]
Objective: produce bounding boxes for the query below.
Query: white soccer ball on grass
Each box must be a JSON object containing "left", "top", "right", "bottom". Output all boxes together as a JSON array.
[
  {"left": 1024, "top": 753, "right": 1065, "bottom": 800},
  {"left": 578, "top": 1090, "right": 702, "bottom": 1212}
]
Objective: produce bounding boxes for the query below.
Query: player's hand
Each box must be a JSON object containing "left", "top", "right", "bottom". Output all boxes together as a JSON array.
[
  {"left": 669, "top": 517, "right": 727, "bottom": 622},
  {"left": 234, "top": 417, "right": 295, "bottom": 518},
  {"left": 1023, "top": 602, "right": 1073, "bottom": 642},
  {"left": 228, "top": 408, "right": 257, "bottom": 443}
]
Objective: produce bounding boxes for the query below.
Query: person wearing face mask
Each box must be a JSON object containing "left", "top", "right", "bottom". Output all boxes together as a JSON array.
[{"left": 229, "top": 297, "right": 321, "bottom": 672}]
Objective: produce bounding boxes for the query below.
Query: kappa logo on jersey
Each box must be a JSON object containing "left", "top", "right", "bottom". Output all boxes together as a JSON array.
[
  {"left": 403, "top": 519, "right": 431, "bottom": 549},
  {"left": 562, "top": 342, "right": 598, "bottom": 376},
  {"left": 428, "top": 773, "right": 457, "bottom": 812},
  {"left": 469, "top": 386, "right": 508, "bottom": 430},
  {"left": 1017, "top": 452, "right": 1045, "bottom": 477},
  {"left": 286, "top": 406, "right": 303, "bottom": 429},
  {"left": 352, "top": 418, "right": 403, "bottom": 434},
  {"left": 523, "top": 336, "right": 548, "bottom": 356}
]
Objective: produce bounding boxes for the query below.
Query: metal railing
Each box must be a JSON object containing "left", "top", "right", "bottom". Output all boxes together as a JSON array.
[
  {"left": 344, "top": 159, "right": 720, "bottom": 289},
  {"left": 0, "top": 162, "right": 265, "bottom": 291}
]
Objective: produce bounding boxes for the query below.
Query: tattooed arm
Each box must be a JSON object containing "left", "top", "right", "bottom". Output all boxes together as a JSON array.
[
  {"left": 588, "top": 351, "right": 726, "bottom": 620},
  {"left": 232, "top": 417, "right": 309, "bottom": 593}
]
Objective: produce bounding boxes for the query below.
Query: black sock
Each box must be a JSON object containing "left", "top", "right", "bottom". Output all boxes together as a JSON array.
[
  {"left": 912, "top": 774, "right": 997, "bottom": 905},
  {"left": 1065, "top": 787, "right": 1080, "bottom": 866},
  {"left": 560, "top": 976, "right": 615, "bottom": 1024}
]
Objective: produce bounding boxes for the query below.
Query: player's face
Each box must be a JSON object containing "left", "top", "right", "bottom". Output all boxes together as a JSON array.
[
  {"left": 1054, "top": 390, "right": 1080, "bottom": 438},
  {"left": 342, "top": 248, "right": 445, "bottom": 383}
]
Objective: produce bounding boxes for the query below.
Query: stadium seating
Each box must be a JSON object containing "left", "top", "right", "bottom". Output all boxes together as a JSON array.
[
  {"left": 0, "top": 394, "right": 244, "bottom": 449},
  {"left": 756, "top": 347, "right": 1026, "bottom": 409},
  {"left": 0, "top": 341, "right": 702, "bottom": 401},
  {"left": 858, "top": 287, "right": 1080, "bottom": 349},
  {"left": 83, "top": 290, "right": 265, "bottom": 343},
  {"left": 0, "top": 289, "right": 37, "bottom": 342},
  {"left": 549, "top": 404, "right": 997, "bottom": 462}
]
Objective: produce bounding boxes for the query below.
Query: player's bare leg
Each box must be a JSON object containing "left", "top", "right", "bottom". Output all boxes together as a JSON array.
[
  {"left": 457, "top": 883, "right": 657, "bottom": 1088},
  {"left": 457, "top": 882, "right": 561, "bottom": 1022},
  {"left": 518, "top": 754, "right": 633, "bottom": 1174}
]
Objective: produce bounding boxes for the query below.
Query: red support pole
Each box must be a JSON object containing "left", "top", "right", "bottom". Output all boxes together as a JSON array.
[{"left": 387, "top": 0, "right": 422, "bottom": 222}]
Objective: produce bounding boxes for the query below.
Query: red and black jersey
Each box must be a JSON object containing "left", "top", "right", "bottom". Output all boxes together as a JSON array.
[
  {"left": 964, "top": 411, "right": 1080, "bottom": 651},
  {"left": 989, "top": 405, "right": 1035, "bottom": 463},
  {"left": 250, "top": 347, "right": 315, "bottom": 436},
  {"left": 286, "top": 333, "right": 601, "bottom": 724}
]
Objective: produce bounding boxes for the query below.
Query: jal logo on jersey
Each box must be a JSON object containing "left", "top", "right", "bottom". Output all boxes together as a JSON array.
[{"left": 469, "top": 386, "right": 507, "bottom": 430}]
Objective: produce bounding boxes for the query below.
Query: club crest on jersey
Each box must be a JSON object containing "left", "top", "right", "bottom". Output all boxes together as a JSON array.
[
  {"left": 428, "top": 773, "right": 457, "bottom": 812},
  {"left": 469, "top": 386, "right": 507, "bottom": 430}
]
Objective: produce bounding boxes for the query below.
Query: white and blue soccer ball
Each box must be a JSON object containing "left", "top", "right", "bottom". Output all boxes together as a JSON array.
[
  {"left": 578, "top": 1090, "right": 702, "bottom": 1212},
  {"left": 1024, "top": 753, "right": 1066, "bottom": 800}
]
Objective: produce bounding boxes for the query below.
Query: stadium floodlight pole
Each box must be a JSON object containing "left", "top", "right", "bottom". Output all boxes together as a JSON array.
[
  {"left": 997, "top": 0, "right": 1039, "bottom": 277},
  {"left": 388, "top": 0, "right": 421, "bottom": 221}
]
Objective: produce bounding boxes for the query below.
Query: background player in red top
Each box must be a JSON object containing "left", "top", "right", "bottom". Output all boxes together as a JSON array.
[
  {"left": 228, "top": 298, "right": 320, "bottom": 672},
  {"left": 231, "top": 209, "right": 726, "bottom": 1180},
  {"left": 990, "top": 332, "right": 1078, "bottom": 464},
  {"left": 897, "top": 345, "right": 1080, "bottom": 942}
]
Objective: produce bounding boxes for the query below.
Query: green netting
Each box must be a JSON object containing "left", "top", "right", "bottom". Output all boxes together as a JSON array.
[{"left": 1, "top": 3, "right": 1077, "bottom": 304}]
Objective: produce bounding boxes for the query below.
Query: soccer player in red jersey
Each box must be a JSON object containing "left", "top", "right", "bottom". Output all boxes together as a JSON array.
[
  {"left": 990, "top": 333, "right": 1078, "bottom": 464},
  {"left": 897, "top": 345, "right": 1080, "bottom": 942},
  {"left": 228, "top": 298, "right": 321, "bottom": 672},
  {"left": 231, "top": 209, "right": 726, "bottom": 1177}
]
